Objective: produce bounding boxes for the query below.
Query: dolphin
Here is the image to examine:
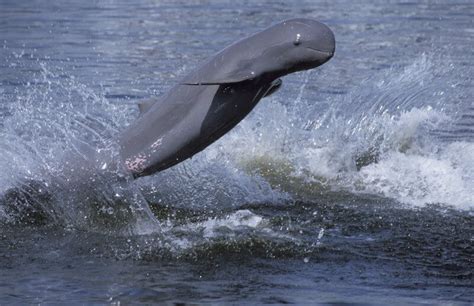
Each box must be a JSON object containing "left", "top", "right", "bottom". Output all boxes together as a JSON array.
[
  {"left": 0, "top": 19, "right": 335, "bottom": 227},
  {"left": 119, "top": 18, "right": 335, "bottom": 178}
]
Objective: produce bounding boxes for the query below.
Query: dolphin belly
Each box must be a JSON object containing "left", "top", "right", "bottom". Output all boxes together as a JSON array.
[
  {"left": 119, "top": 80, "right": 271, "bottom": 177},
  {"left": 119, "top": 84, "right": 217, "bottom": 176}
]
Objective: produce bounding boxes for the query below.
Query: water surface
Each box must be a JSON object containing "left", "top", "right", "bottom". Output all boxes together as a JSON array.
[{"left": 0, "top": 0, "right": 473, "bottom": 304}]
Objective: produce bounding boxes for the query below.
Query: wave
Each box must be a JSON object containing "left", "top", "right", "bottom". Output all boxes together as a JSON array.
[
  {"left": 205, "top": 54, "right": 473, "bottom": 210},
  {"left": 0, "top": 53, "right": 472, "bottom": 233}
]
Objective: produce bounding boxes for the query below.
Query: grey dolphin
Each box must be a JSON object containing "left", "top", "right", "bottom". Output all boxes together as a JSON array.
[{"left": 119, "top": 18, "right": 335, "bottom": 178}]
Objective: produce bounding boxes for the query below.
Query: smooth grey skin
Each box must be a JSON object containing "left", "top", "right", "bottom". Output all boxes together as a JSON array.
[{"left": 119, "top": 18, "right": 335, "bottom": 178}]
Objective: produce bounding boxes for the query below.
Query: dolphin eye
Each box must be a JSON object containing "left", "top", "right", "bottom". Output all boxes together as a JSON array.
[{"left": 293, "top": 33, "right": 301, "bottom": 46}]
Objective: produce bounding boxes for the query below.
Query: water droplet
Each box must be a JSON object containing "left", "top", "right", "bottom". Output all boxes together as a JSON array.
[{"left": 317, "top": 228, "right": 325, "bottom": 240}]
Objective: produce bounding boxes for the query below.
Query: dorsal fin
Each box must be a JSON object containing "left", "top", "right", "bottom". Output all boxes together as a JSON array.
[{"left": 137, "top": 99, "right": 155, "bottom": 115}]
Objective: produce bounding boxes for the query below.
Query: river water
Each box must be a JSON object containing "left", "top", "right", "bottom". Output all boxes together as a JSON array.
[{"left": 0, "top": 0, "right": 473, "bottom": 304}]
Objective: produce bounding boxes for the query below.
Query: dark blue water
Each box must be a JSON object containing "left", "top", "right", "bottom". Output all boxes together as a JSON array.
[{"left": 0, "top": 0, "right": 473, "bottom": 304}]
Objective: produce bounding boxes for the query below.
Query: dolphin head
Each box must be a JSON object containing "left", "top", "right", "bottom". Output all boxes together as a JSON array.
[
  {"left": 181, "top": 18, "right": 335, "bottom": 85},
  {"left": 253, "top": 18, "right": 335, "bottom": 80},
  {"left": 282, "top": 19, "right": 335, "bottom": 70}
]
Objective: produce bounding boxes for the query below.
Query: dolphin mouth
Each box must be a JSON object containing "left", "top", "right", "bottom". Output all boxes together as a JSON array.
[{"left": 306, "top": 47, "right": 335, "bottom": 57}]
